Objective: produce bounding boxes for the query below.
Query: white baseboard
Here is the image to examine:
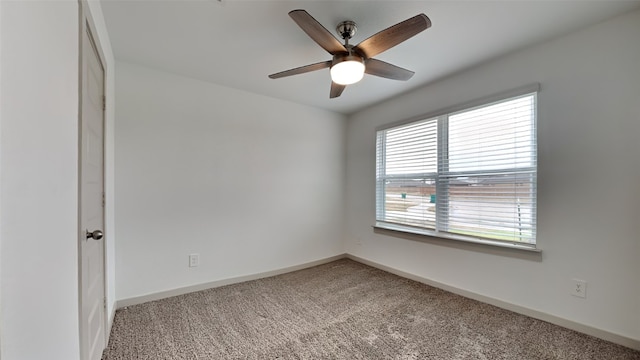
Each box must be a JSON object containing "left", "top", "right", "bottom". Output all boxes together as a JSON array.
[
  {"left": 116, "top": 254, "right": 347, "bottom": 309},
  {"left": 345, "top": 254, "right": 640, "bottom": 351}
]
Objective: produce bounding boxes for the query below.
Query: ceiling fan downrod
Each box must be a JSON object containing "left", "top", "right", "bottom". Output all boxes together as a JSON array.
[{"left": 336, "top": 20, "right": 357, "bottom": 47}]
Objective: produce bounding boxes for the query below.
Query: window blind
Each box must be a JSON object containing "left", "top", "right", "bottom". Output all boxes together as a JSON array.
[
  {"left": 376, "top": 91, "right": 537, "bottom": 246},
  {"left": 377, "top": 119, "right": 438, "bottom": 229}
]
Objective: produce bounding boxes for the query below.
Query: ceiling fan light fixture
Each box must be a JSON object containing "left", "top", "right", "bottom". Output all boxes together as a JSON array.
[{"left": 330, "top": 54, "right": 365, "bottom": 85}]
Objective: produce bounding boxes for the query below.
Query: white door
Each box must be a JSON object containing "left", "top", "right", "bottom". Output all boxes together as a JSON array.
[{"left": 79, "top": 23, "right": 106, "bottom": 360}]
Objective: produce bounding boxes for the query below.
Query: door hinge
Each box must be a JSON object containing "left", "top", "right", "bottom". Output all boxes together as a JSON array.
[
  {"left": 102, "top": 95, "right": 106, "bottom": 111},
  {"left": 104, "top": 297, "right": 107, "bottom": 309},
  {"left": 102, "top": 192, "right": 105, "bottom": 207}
]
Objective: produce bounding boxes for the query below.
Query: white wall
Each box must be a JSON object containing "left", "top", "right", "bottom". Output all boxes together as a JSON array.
[
  {"left": 345, "top": 9, "right": 640, "bottom": 344},
  {"left": 0, "top": 2, "right": 3, "bottom": 358},
  {"left": 115, "top": 62, "right": 346, "bottom": 300},
  {"left": 0, "top": 1, "right": 80, "bottom": 359}
]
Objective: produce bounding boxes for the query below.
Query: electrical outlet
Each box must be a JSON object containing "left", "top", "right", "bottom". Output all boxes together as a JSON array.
[
  {"left": 571, "top": 279, "right": 587, "bottom": 298},
  {"left": 189, "top": 254, "right": 200, "bottom": 268}
]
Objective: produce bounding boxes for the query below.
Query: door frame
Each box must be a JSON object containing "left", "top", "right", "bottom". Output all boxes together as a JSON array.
[{"left": 77, "top": 1, "right": 108, "bottom": 358}]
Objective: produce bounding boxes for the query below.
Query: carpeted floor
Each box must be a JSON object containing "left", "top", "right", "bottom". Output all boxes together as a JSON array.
[{"left": 103, "top": 259, "right": 640, "bottom": 359}]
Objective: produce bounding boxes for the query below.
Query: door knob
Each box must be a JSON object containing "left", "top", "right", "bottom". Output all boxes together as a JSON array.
[{"left": 86, "top": 229, "right": 104, "bottom": 240}]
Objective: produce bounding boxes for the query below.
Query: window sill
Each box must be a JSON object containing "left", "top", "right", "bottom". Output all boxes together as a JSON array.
[{"left": 373, "top": 222, "right": 541, "bottom": 253}]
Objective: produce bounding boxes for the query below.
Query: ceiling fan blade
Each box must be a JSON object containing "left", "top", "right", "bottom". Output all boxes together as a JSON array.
[
  {"left": 365, "top": 58, "right": 415, "bottom": 81},
  {"left": 354, "top": 14, "right": 431, "bottom": 59},
  {"left": 289, "top": 9, "right": 347, "bottom": 55},
  {"left": 269, "top": 60, "right": 332, "bottom": 79},
  {"left": 330, "top": 82, "right": 346, "bottom": 98}
]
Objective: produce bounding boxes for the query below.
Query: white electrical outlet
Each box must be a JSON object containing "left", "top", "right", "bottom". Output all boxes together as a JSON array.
[
  {"left": 571, "top": 279, "right": 587, "bottom": 298},
  {"left": 189, "top": 253, "right": 200, "bottom": 268}
]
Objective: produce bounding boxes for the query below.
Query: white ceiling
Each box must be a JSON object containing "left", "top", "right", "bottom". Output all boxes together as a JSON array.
[{"left": 101, "top": 0, "right": 640, "bottom": 115}]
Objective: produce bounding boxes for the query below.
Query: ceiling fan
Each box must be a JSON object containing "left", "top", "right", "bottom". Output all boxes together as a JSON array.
[{"left": 269, "top": 9, "right": 432, "bottom": 98}]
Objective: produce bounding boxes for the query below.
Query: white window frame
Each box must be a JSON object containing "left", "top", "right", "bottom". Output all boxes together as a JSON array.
[{"left": 375, "top": 84, "right": 540, "bottom": 251}]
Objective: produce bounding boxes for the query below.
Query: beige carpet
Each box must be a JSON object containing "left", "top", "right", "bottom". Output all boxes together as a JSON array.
[{"left": 103, "top": 259, "right": 640, "bottom": 359}]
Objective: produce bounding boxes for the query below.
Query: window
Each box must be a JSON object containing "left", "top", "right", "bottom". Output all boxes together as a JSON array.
[{"left": 376, "top": 88, "right": 538, "bottom": 248}]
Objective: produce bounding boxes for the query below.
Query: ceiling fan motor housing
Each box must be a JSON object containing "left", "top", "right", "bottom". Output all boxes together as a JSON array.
[{"left": 332, "top": 53, "right": 364, "bottom": 67}]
